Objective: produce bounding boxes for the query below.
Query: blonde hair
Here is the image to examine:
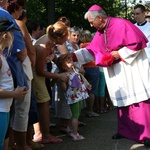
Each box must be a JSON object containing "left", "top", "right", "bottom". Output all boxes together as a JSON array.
[
  {"left": 46, "top": 21, "right": 68, "bottom": 42},
  {"left": 0, "top": 31, "right": 14, "bottom": 52}
]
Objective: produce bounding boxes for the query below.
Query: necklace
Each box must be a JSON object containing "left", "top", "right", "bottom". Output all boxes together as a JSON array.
[{"left": 104, "top": 17, "right": 111, "bottom": 52}]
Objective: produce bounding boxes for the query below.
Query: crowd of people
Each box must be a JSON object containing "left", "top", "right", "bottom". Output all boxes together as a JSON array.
[{"left": 1, "top": 0, "right": 150, "bottom": 150}]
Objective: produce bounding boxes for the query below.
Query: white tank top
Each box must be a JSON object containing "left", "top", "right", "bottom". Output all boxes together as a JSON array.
[{"left": 0, "top": 55, "right": 14, "bottom": 112}]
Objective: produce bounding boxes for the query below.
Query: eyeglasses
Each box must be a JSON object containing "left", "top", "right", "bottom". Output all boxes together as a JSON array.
[{"left": 89, "top": 16, "right": 98, "bottom": 25}]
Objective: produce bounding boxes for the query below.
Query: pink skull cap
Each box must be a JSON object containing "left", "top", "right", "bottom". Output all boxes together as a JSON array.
[{"left": 88, "top": 4, "right": 103, "bottom": 11}]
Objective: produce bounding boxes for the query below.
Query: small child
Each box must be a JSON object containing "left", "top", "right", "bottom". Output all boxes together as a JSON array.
[
  {"left": 0, "top": 18, "right": 27, "bottom": 149},
  {"left": 57, "top": 53, "right": 91, "bottom": 141}
]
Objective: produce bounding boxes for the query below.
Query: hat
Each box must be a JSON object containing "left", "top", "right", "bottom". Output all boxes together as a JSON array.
[
  {"left": 88, "top": 4, "right": 103, "bottom": 11},
  {"left": 0, "top": 18, "right": 20, "bottom": 33}
]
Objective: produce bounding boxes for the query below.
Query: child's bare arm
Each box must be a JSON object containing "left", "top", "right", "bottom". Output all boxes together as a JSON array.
[
  {"left": 73, "top": 63, "right": 85, "bottom": 75},
  {"left": 0, "top": 86, "right": 27, "bottom": 99},
  {"left": 78, "top": 67, "right": 85, "bottom": 75}
]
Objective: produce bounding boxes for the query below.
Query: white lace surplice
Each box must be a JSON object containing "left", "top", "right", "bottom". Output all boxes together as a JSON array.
[{"left": 74, "top": 47, "right": 150, "bottom": 107}]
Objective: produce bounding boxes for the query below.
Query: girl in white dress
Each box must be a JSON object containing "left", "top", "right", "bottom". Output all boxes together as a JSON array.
[{"left": 57, "top": 53, "right": 91, "bottom": 141}]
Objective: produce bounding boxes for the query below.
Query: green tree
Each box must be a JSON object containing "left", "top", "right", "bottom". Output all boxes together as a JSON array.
[
  {"left": 25, "top": 0, "right": 127, "bottom": 30},
  {"left": 25, "top": 0, "right": 46, "bottom": 21}
]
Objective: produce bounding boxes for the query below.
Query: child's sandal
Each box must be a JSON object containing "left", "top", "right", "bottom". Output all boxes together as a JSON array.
[{"left": 70, "top": 132, "right": 85, "bottom": 141}]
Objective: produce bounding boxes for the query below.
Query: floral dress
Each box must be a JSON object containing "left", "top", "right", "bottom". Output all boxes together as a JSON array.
[{"left": 66, "top": 71, "right": 89, "bottom": 105}]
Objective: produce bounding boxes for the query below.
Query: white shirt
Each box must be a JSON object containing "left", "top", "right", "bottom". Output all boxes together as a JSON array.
[
  {"left": 135, "top": 21, "right": 150, "bottom": 61},
  {"left": 0, "top": 55, "right": 14, "bottom": 112}
]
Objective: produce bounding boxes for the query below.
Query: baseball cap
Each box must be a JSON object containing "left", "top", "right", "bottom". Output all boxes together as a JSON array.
[{"left": 0, "top": 18, "right": 21, "bottom": 33}]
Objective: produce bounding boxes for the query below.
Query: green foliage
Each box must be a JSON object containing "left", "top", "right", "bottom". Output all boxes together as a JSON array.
[
  {"left": 25, "top": 0, "right": 128, "bottom": 31},
  {"left": 125, "top": 2, "right": 150, "bottom": 23},
  {"left": 25, "top": 0, "right": 46, "bottom": 21},
  {"left": 55, "top": 0, "right": 125, "bottom": 31},
  {"left": 145, "top": 3, "right": 150, "bottom": 12}
]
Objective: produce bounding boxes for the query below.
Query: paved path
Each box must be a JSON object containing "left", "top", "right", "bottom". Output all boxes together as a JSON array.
[{"left": 42, "top": 108, "right": 150, "bottom": 150}]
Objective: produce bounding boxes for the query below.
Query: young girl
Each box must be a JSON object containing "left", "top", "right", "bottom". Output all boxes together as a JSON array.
[
  {"left": 0, "top": 18, "right": 27, "bottom": 149},
  {"left": 57, "top": 53, "right": 91, "bottom": 141}
]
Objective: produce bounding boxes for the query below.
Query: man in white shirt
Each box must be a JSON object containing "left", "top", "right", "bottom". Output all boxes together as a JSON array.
[
  {"left": 27, "top": 20, "right": 45, "bottom": 45},
  {"left": 134, "top": 4, "right": 150, "bottom": 61}
]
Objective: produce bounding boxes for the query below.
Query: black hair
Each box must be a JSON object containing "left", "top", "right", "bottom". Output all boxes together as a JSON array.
[
  {"left": 134, "top": 4, "right": 146, "bottom": 12},
  {"left": 6, "top": 0, "right": 25, "bottom": 14},
  {"left": 27, "top": 20, "right": 45, "bottom": 35},
  {"left": 18, "top": 9, "right": 27, "bottom": 21}
]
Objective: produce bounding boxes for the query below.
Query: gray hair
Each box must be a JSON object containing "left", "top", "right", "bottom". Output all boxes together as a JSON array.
[
  {"left": 84, "top": 10, "right": 107, "bottom": 19},
  {"left": 80, "top": 30, "right": 92, "bottom": 43},
  {"left": 68, "top": 26, "right": 81, "bottom": 34}
]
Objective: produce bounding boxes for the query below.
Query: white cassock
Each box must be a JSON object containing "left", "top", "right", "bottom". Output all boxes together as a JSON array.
[
  {"left": 74, "top": 47, "right": 150, "bottom": 107},
  {"left": 135, "top": 22, "right": 150, "bottom": 61}
]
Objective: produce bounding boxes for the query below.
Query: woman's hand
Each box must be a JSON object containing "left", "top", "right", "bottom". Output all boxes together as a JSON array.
[{"left": 58, "top": 73, "right": 68, "bottom": 82}]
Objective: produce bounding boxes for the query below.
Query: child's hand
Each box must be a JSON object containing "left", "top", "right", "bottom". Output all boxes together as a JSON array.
[
  {"left": 78, "top": 68, "right": 85, "bottom": 75},
  {"left": 14, "top": 86, "right": 28, "bottom": 99},
  {"left": 87, "top": 84, "right": 92, "bottom": 90}
]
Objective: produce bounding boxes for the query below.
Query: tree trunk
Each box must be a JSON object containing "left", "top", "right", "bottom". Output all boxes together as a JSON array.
[{"left": 47, "top": 0, "right": 55, "bottom": 25}]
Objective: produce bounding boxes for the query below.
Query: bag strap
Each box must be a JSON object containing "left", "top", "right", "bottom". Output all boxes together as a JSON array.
[{"left": 72, "top": 66, "right": 90, "bottom": 88}]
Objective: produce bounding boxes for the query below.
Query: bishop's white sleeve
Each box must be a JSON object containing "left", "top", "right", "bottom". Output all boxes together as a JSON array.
[
  {"left": 74, "top": 48, "right": 95, "bottom": 65},
  {"left": 118, "top": 47, "right": 141, "bottom": 65}
]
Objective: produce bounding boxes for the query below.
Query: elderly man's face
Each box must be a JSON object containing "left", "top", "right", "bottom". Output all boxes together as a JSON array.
[{"left": 87, "top": 15, "right": 105, "bottom": 31}]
